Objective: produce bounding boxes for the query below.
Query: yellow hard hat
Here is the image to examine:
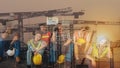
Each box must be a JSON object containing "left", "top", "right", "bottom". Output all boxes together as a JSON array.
[
  {"left": 57, "top": 55, "right": 65, "bottom": 64},
  {"left": 33, "top": 54, "right": 42, "bottom": 65},
  {"left": 76, "top": 38, "right": 86, "bottom": 44}
]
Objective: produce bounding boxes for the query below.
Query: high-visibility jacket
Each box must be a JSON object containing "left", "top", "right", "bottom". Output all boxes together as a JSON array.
[
  {"left": 29, "top": 40, "right": 41, "bottom": 50},
  {"left": 27, "top": 40, "right": 44, "bottom": 65},
  {"left": 91, "top": 43, "right": 109, "bottom": 59}
]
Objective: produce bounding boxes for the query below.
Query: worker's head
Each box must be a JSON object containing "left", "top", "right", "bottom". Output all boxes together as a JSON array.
[
  {"left": 57, "top": 23, "right": 63, "bottom": 34},
  {"left": 57, "top": 23, "right": 62, "bottom": 30},
  {"left": 1, "top": 32, "right": 8, "bottom": 39},
  {"left": 39, "top": 23, "right": 47, "bottom": 32},
  {"left": 97, "top": 36, "right": 109, "bottom": 47},
  {"left": 34, "top": 31, "right": 42, "bottom": 41}
]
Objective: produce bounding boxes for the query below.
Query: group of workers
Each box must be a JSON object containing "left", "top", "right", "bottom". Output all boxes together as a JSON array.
[
  {"left": 0, "top": 23, "right": 111, "bottom": 68},
  {"left": 0, "top": 30, "right": 20, "bottom": 63}
]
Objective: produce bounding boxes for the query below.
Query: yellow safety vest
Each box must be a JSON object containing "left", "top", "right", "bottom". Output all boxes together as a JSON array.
[
  {"left": 91, "top": 43, "right": 109, "bottom": 59},
  {"left": 30, "top": 40, "right": 41, "bottom": 49}
]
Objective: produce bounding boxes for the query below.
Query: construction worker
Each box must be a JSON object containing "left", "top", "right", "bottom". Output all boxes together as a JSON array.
[
  {"left": 39, "top": 23, "right": 51, "bottom": 45},
  {"left": 74, "top": 27, "right": 90, "bottom": 59},
  {"left": 10, "top": 33, "right": 21, "bottom": 63},
  {"left": 39, "top": 23, "right": 52, "bottom": 67},
  {"left": 74, "top": 26, "right": 95, "bottom": 68},
  {"left": 26, "top": 31, "right": 47, "bottom": 68},
  {"left": 86, "top": 37, "right": 111, "bottom": 68},
  {"left": 0, "top": 32, "right": 8, "bottom": 62},
  {"left": 53, "top": 23, "right": 73, "bottom": 68}
]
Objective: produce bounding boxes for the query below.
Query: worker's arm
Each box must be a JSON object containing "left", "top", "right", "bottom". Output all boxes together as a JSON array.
[
  {"left": 37, "top": 41, "right": 47, "bottom": 52},
  {"left": 63, "top": 39, "right": 72, "bottom": 46},
  {"left": 51, "top": 32, "right": 56, "bottom": 43}
]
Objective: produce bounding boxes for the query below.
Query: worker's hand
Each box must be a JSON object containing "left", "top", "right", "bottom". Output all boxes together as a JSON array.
[
  {"left": 63, "top": 44, "right": 69, "bottom": 47},
  {"left": 76, "top": 57, "right": 79, "bottom": 60},
  {"left": 34, "top": 50, "right": 39, "bottom": 55},
  {"left": 63, "top": 44, "right": 66, "bottom": 46},
  {"left": 34, "top": 51, "right": 38, "bottom": 55},
  {"left": 36, "top": 48, "right": 40, "bottom": 53}
]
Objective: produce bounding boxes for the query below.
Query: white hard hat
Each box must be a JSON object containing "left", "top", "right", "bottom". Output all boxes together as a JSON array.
[
  {"left": 6, "top": 48, "right": 15, "bottom": 56},
  {"left": 97, "top": 36, "right": 108, "bottom": 45}
]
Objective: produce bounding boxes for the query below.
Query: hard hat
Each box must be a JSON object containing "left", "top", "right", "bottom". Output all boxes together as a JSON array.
[
  {"left": 76, "top": 38, "right": 86, "bottom": 44},
  {"left": 6, "top": 48, "right": 15, "bottom": 56},
  {"left": 57, "top": 55, "right": 65, "bottom": 64},
  {"left": 33, "top": 54, "right": 42, "bottom": 65}
]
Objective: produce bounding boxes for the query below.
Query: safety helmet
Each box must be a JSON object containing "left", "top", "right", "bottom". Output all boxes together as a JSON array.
[
  {"left": 6, "top": 48, "right": 15, "bottom": 56},
  {"left": 76, "top": 38, "right": 86, "bottom": 45},
  {"left": 33, "top": 54, "right": 42, "bottom": 65},
  {"left": 57, "top": 55, "right": 65, "bottom": 64}
]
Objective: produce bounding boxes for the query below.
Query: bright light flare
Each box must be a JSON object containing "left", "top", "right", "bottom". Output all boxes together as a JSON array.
[{"left": 97, "top": 36, "right": 107, "bottom": 45}]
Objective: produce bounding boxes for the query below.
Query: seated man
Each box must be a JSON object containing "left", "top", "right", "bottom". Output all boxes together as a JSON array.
[
  {"left": 26, "top": 31, "right": 47, "bottom": 68},
  {"left": 10, "top": 33, "right": 21, "bottom": 63},
  {"left": 0, "top": 32, "right": 8, "bottom": 62},
  {"left": 53, "top": 23, "right": 72, "bottom": 68}
]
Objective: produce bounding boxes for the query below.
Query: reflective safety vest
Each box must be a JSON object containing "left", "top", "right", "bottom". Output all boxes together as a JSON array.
[
  {"left": 30, "top": 40, "right": 41, "bottom": 50},
  {"left": 91, "top": 43, "right": 109, "bottom": 59}
]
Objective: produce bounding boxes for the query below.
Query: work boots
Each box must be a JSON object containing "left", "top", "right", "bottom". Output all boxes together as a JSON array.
[
  {"left": 16, "top": 57, "right": 20, "bottom": 63},
  {"left": 0, "top": 57, "right": 2, "bottom": 61}
]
